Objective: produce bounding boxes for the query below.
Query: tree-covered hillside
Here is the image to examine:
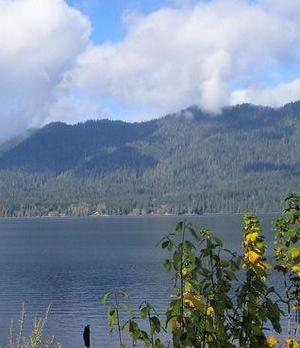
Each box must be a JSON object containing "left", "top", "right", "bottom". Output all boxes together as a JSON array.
[{"left": 0, "top": 102, "right": 299, "bottom": 216}]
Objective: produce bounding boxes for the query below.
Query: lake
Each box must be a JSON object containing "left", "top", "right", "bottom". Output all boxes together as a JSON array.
[{"left": 0, "top": 214, "right": 278, "bottom": 347}]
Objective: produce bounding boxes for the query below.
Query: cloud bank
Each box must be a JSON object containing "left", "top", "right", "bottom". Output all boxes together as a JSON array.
[
  {"left": 1, "top": 0, "right": 300, "bottom": 138},
  {"left": 0, "top": 0, "right": 90, "bottom": 139},
  {"left": 65, "top": 0, "right": 300, "bottom": 118}
]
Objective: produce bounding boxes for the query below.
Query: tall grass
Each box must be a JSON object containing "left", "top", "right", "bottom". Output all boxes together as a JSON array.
[{"left": 2, "top": 304, "right": 61, "bottom": 348}]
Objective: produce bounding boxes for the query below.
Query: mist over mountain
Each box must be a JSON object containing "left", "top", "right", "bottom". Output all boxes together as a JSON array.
[{"left": 0, "top": 102, "right": 299, "bottom": 217}]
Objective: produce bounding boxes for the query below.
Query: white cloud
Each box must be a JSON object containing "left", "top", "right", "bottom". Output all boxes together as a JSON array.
[
  {"left": 231, "top": 78, "right": 300, "bottom": 107},
  {"left": 65, "top": 0, "right": 300, "bottom": 119},
  {"left": 1, "top": 0, "right": 300, "bottom": 139},
  {"left": 0, "top": 0, "right": 90, "bottom": 139}
]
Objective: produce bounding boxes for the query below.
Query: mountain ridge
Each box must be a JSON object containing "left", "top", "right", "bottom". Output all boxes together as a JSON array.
[{"left": 0, "top": 101, "right": 299, "bottom": 217}]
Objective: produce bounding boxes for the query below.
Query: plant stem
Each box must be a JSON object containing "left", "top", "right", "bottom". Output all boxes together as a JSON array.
[
  {"left": 147, "top": 311, "right": 155, "bottom": 348},
  {"left": 179, "top": 223, "right": 186, "bottom": 347},
  {"left": 284, "top": 274, "right": 292, "bottom": 337},
  {"left": 114, "top": 292, "right": 123, "bottom": 348}
]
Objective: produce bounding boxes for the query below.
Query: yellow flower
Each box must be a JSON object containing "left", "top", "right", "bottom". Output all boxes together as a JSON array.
[
  {"left": 244, "top": 232, "right": 259, "bottom": 245},
  {"left": 291, "top": 248, "right": 300, "bottom": 260},
  {"left": 286, "top": 337, "right": 300, "bottom": 348},
  {"left": 168, "top": 318, "right": 180, "bottom": 331},
  {"left": 182, "top": 267, "right": 191, "bottom": 277},
  {"left": 267, "top": 336, "right": 279, "bottom": 347},
  {"left": 245, "top": 250, "right": 261, "bottom": 264},
  {"left": 275, "top": 247, "right": 284, "bottom": 258},
  {"left": 183, "top": 293, "right": 202, "bottom": 310},
  {"left": 206, "top": 306, "right": 214, "bottom": 316},
  {"left": 292, "top": 265, "right": 300, "bottom": 277}
]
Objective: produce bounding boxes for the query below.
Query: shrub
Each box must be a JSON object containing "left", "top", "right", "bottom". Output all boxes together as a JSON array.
[{"left": 103, "top": 194, "right": 300, "bottom": 348}]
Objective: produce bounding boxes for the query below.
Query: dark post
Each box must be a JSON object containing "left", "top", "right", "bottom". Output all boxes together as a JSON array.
[{"left": 83, "top": 325, "right": 90, "bottom": 348}]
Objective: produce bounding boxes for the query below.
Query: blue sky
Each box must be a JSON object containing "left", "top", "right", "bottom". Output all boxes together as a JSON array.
[
  {"left": 1, "top": 0, "right": 300, "bottom": 138},
  {"left": 67, "top": 0, "right": 185, "bottom": 44}
]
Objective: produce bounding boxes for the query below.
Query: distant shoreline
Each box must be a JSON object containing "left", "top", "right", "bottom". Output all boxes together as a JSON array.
[{"left": 0, "top": 211, "right": 280, "bottom": 220}]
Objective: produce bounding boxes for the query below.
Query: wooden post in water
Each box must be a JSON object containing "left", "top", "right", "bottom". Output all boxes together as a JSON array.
[{"left": 83, "top": 325, "right": 90, "bottom": 348}]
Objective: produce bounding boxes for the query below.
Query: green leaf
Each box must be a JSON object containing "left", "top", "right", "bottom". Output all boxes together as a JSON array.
[
  {"left": 161, "top": 240, "right": 170, "bottom": 249},
  {"left": 220, "top": 260, "right": 230, "bottom": 268},
  {"left": 150, "top": 316, "right": 161, "bottom": 333},
  {"left": 172, "top": 251, "right": 182, "bottom": 270},
  {"left": 155, "top": 338, "right": 166, "bottom": 348},
  {"left": 266, "top": 300, "right": 282, "bottom": 333},
  {"left": 176, "top": 221, "right": 184, "bottom": 233},
  {"left": 163, "top": 259, "right": 172, "bottom": 272},
  {"left": 108, "top": 308, "right": 117, "bottom": 330},
  {"left": 129, "top": 320, "right": 141, "bottom": 342},
  {"left": 140, "top": 306, "right": 149, "bottom": 319},
  {"left": 102, "top": 292, "right": 111, "bottom": 305},
  {"left": 214, "top": 237, "right": 223, "bottom": 246},
  {"left": 139, "top": 330, "right": 151, "bottom": 344}
]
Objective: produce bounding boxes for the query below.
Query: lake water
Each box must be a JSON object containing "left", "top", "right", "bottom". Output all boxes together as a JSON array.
[{"left": 0, "top": 214, "right": 278, "bottom": 347}]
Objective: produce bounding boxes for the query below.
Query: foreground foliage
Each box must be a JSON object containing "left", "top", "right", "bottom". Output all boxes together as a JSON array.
[
  {"left": 104, "top": 194, "right": 300, "bottom": 347},
  {"left": 2, "top": 305, "right": 61, "bottom": 348}
]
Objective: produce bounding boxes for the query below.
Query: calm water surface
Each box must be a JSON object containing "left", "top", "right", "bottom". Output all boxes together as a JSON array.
[{"left": 0, "top": 214, "right": 277, "bottom": 347}]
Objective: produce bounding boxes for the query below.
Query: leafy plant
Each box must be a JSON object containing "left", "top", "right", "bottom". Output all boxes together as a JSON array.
[
  {"left": 160, "top": 221, "right": 239, "bottom": 348},
  {"left": 274, "top": 194, "right": 300, "bottom": 346},
  {"left": 234, "top": 214, "right": 281, "bottom": 348},
  {"left": 102, "top": 292, "right": 165, "bottom": 347},
  {"left": 103, "top": 194, "right": 300, "bottom": 347}
]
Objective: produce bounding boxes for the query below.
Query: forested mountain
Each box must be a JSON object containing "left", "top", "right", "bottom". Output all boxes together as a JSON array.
[{"left": 0, "top": 102, "right": 299, "bottom": 217}]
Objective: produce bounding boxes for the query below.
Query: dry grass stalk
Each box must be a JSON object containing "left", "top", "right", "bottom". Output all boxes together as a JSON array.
[{"left": 2, "top": 305, "right": 61, "bottom": 348}]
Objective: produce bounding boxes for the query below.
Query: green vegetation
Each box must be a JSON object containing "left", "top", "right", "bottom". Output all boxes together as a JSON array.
[
  {"left": 0, "top": 102, "right": 300, "bottom": 216},
  {"left": 103, "top": 194, "right": 300, "bottom": 347}
]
